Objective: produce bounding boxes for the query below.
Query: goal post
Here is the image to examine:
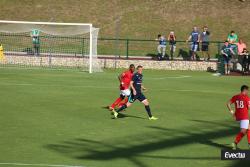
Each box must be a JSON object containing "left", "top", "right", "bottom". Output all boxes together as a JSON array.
[{"left": 0, "top": 20, "right": 102, "bottom": 73}]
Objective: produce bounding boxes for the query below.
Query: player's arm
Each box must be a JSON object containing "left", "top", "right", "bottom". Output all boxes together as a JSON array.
[
  {"left": 130, "top": 80, "right": 136, "bottom": 95},
  {"left": 141, "top": 84, "right": 147, "bottom": 91},
  {"left": 227, "top": 100, "right": 234, "bottom": 115},
  {"left": 118, "top": 74, "right": 122, "bottom": 82},
  {"left": 118, "top": 72, "right": 126, "bottom": 86},
  {"left": 248, "top": 98, "right": 250, "bottom": 108},
  {"left": 186, "top": 35, "right": 191, "bottom": 42},
  {"left": 227, "top": 97, "right": 236, "bottom": 120}
]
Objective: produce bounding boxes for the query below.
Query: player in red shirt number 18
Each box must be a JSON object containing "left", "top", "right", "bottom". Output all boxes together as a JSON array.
[{"left": 227, "top": 85, "right": 250, "bottom": 150}]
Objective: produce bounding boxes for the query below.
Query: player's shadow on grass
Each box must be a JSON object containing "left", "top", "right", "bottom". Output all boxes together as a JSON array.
[
  {"left": 116, "top": 112, "right": 146, "bottom": 119},
  {"left": 101, "top": 106, "right": 145, "bottom": 119},
  {"left": 46, "top": 119, "right": 238, "bottom": 167}
]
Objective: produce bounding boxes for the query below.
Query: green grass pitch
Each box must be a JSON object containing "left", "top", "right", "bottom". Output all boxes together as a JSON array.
[{"left": 0, "top": 67, "right": 249, "bottom": 167}]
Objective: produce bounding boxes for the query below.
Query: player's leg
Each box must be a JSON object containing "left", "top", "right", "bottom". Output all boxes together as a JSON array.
[
  {"left": 232, "top": 120, "right": 249, "bottom": 150},
  {"left": 112, "top": 94, "right": 135, "bottom": 118},
  {"left": 139, "top": 94, "right": 158, "bottom": 120},
  {"left": 112, "top": 102, "right": 132, "bottom": 119},
  {"left": 109, "top": 94, "right": 125, "bottom": 110},
  {"left": 118, "top": 97, "right": 128, "bottom": 108}
]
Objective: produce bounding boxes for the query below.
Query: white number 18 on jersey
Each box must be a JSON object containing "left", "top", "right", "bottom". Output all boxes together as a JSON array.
[{"left": 236, "top": 100, "right": 244, "bottom": 109}]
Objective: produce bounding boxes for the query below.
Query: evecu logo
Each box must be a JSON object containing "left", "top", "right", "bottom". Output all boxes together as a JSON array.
[
  {"left": 221, "top": 150, "right": 250, "bottom": 160},
  {"left": 225, "top": 152, "right": 245, "bottom": 159}
]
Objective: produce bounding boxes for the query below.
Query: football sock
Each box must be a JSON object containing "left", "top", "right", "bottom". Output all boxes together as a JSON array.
[
  {"left": 110, "top": 97, "right": 123, "bottom": 109},
  {"left": 118, "top": 98, "right": 128, "bottom": 107},
  {"left": 145, "top": 105, "right": 152, "bottom": 117},
  {"left": 116, "top": 105, "right": 127, "bottom": 113},
  {"left": 234, "top": 132, "right": 245, "bottom": 144},
  {"left": 247, "top": 130, "right": 250, "bottom": 144}
]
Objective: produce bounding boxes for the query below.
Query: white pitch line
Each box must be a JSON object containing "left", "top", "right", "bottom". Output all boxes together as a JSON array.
[
  {"left": 0, "top": 162, "right": 84, "bottom": 167},
  {"left": 0, "top": 82, "right": 231, "bottom": 94},
  {"left": 148, "top": 75, "right": 191, "bottom": 80},
  {"left": 0, "top": 83, "right": 33, "bottom": 86}
]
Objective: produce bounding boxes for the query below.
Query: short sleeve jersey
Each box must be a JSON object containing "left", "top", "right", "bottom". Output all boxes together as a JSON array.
[
  {"left": 132, "top": 72, "right": 143, "bottom": 93},
  {"left": 230, "top": 94, "right": 250, "bottom": 121},
  {"left": 120, "top": 70, "right": 134, "bottom": 90}
]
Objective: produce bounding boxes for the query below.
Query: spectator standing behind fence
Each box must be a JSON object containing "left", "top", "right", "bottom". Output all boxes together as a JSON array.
[
  {"left": 241, "top": 48, "right": 249, "bottom": 74},
  {"left": 156, "top": 34, "right": 167, "bottom": 60},
  {"left": 227, "top": 31, "right": 238, "bottom": 54},
  {"left": 186, "top": 26, "right": 200, "bottom": 61},
  {"left": 31, "top": 29, "right": 40, "bottom": 56},
  {"left": 237, "top": 39, "right": 247, "bottom": 55},
  {"left": 0, "top": 44, "right": 6, "bottom": 62},
  {"left": 237, "top": 39, "right": 247, "bottom": 68},
  {"left": 168, "top": 31, "right": 176, "bottom": 60},
  {"left": 200, "top": 26, "right": 210, "bottom": 61},
  {"left": 221, "top": 40, "right": 235, "bottom": 75}
]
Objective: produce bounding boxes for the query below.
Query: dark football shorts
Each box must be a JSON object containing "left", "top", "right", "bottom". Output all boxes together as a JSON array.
[
  {"left": 201, "top": 42, "right": 209, "bottom": 51},
  {"left": 223, "top": 54, "right": 232, "bottom": 64},
  {"left": 128, "top": 92, "right": 146, "bottom": 103}
]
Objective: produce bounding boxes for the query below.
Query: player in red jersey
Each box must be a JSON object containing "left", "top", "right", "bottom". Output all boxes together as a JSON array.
[
  {"left": 227, "top": 85, "right": 250, "bottom": 150},
  {"left": 109, "top": 64, "right": 135, "bottom": 110}
]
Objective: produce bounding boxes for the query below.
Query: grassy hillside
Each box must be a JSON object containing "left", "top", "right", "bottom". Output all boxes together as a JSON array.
[{"left": 0, "top": 0, "right": 249, "bottom": 44}]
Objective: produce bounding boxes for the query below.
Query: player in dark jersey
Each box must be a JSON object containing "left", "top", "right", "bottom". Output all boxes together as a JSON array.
[{"left": 112, "top": 65, "right": 158, "bottom": 120}]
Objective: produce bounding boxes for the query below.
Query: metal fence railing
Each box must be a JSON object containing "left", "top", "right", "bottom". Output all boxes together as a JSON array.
[
  {"left": 0, "top": 33, "right": 224, "bottom": 59},
  {"left": 98, "top": 38, "right": 224, "bottom": 59}
]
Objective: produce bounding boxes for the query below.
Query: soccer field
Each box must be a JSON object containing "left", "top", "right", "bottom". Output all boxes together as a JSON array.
[{"left": 0, "top": 67, "right": 249, "bottom": 167}]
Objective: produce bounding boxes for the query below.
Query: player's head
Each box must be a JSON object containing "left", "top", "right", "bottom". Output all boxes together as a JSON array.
[
  {"left": 158, "top": 34, "right": 161, "bottom": 38},
  {"left": 129, "top": 64, "right": 135, "bottom": 72},
  {"left": 241, "top": 85, "right": 249, "bottom": 95},
  {"left": 137, "top": 65, "right": 143, "bottom": 74}
]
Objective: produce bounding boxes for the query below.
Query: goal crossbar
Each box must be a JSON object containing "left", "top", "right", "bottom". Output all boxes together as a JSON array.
[{"left": 0, "top": 20, "right": 92, "bottom": 26}]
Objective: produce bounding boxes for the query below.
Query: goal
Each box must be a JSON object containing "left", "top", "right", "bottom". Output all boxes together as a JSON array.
[{"left": 0, "top": 20, "right": 102, "bottom": 73}]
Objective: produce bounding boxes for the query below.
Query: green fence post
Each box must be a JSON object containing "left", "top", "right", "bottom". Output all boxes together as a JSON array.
[{"left": 126, "top": 39, "right": 129, "bottom": 59}]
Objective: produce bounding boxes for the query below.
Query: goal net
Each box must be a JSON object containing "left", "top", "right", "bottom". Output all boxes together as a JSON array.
[{"left": 0, "top": 20, "right": 102, "bottom": 73}]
